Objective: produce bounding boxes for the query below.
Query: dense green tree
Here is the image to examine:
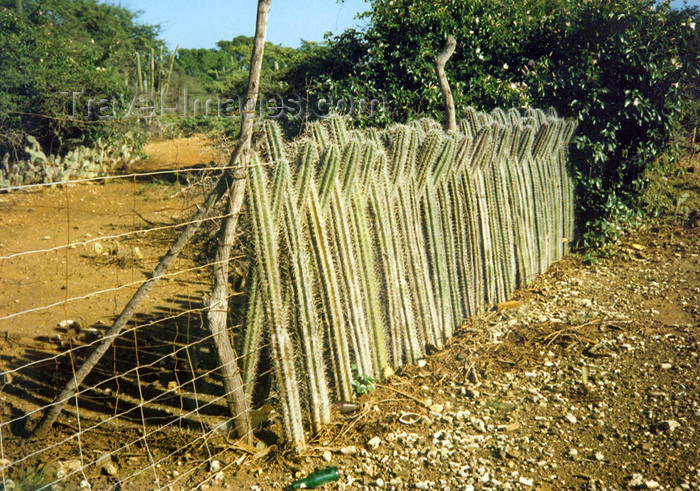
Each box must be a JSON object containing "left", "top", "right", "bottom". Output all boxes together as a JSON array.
[
  {"left": 308, "top": 0, "right": 699, "bottom": 246},
  {"left": 0, "top": 0, "right": 161, "bottom": 156}
]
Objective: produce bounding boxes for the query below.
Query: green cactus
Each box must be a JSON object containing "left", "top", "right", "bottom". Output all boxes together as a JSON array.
[
  {"left": 241, "top": 109, "right": 577, "bottom": 449},
  {"left": 306, "top": 187, "right": 353, "bottom": 400},
  {"left": 317, "top": 145, "right": 340, "bottom": 211},
  {"left": 248, "top": 159, "right": 306, "bottom": 450},
  {"left": 294, "top": 139, "right": 319, "bottom": 212},
  {"left": 281, "top": 187, "right": 331, "bottom": 433},
  {"left": 348, "top": 190, "right": 388, "bottom": 375}
]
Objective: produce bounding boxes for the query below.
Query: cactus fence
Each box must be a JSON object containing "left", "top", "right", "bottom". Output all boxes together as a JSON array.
[
  {"left": 0, "top": 107, "right": 576, "bottom": 489},
  {"left": 244, "top": 108, "right": 577, "bottom": 450}
]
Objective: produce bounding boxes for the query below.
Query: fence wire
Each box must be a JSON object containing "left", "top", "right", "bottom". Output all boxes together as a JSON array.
[{"left": 0, "top": 158, "right": 273, "bottom": 491}]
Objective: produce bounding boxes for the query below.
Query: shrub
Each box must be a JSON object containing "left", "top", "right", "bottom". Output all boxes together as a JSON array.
[{"left": 306, "top": 0, "right": 700, "bottom": 247}]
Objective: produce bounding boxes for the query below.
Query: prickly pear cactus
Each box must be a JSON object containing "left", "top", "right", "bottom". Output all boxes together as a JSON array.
[{"left": 0, "top": 135, "right": 139, "bottom": 190}]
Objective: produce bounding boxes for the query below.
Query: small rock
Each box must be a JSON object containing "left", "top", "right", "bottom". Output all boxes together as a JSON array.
[
  {"left": 505, "top": 447, "right": 521, "bottom": 459},
  {"left": 417, "top": 359, "right": 427, "bottom": 368},
  {"left": 656, "top": 420, "right": 680, "bottom": 434},
  {"left": 628, "top": 474, "right": 644, "bottom": 488},
  {"left": 568, "top": 448, "right": 578, "bottom": 458},
  {"left": 79, "top": 480, "right": 91, "bottom": 489},
  {"left": 644, "top": 481, "right": 660, "bottom": 489},
  {"left": 415, "top": 482, "right": 430, "bottom": 490},
  {"left": 429, "top": 403, "right": 444, "bottom": 414},
  {"left": 102, "top": 462, "right": 118, "bottom": 476},
  {"left": 322, "top": 450, "right": 332, "bottom": 462},
  {"left": 595, "top": 451, "right": 604, "bottom": 461},
  {"left": 0, "top": 458, "right": 12, "bottom": 468},
  {"left": 367, "top": 436, "right": 382, "bottom": 449},
  {"left": 212, "top": 471, "right": 225, "bottom": 482},
  {"left": 340, "top": 445, "right": 357, "bottom": 455},
  {"left": 132, "top": 246, "right": 144, "bottom": 259},
  {"left": 660, "top": 363, "right": 672, "bottom": 370},
  {"left": 563, "top": 413, "right": 578, "bottom": 424},
  {"left": 210, "top": 460, "right": 221, "bottom": 473},
  {"left": 376, "top": 478, "right": 385, "bottom": 487},
  {"left": 518, "top": 477, "right": 533, "bottom": 487}
]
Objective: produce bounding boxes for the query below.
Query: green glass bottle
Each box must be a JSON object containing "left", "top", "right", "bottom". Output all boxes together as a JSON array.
[{"left": 290, "top": 466, "right": 340, "bottom": 489}]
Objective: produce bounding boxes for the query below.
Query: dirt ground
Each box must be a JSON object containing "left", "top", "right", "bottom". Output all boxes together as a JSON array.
[{"left": 0, "top": 143, "right": 698, "bottom": 490}]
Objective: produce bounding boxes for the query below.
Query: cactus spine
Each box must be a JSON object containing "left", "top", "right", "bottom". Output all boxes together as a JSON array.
[{"left": 242, "top": 111, "right": 577, "bottom": 449}]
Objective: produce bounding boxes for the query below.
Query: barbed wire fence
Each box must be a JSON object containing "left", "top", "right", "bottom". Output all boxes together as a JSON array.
[{"left": 0, "top": 137, "right": 284, "bottom": 490}]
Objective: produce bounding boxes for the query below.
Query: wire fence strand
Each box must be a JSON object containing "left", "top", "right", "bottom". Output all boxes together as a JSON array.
[{"left": 0, "top": 163, "right": 272, "bottom": 491}]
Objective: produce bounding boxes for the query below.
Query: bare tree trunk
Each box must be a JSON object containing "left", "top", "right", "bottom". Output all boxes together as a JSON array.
[
  {"left": 32, "top": 0, "right": 272, "bottom": 440},
  {"left": 206, "top": 0, "right": 271, "bottom": 443},
  {"left": 435, "top": 36, "right": 457, "bottom": 133}
]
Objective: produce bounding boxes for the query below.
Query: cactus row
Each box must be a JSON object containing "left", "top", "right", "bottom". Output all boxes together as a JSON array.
[
  {"left": 243, "top": 109, "right": 576, "bottom": 450},
  {"left": 1, "top": 135, "right": 139, "bottom": 189}
]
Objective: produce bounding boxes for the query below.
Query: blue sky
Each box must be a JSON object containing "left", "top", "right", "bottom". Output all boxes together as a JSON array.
[
  {"left": 119, "top": 0, "right": 370, "bottom": 49},
  {"left": 120, "top": 0, "right": 698, "bottom": 50}
]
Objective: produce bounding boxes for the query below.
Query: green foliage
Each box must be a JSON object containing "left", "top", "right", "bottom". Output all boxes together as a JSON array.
[
  {"left": 310, "top": 0, "right": 700, "bottom": 247},
  {"left": 176, "top": 35, "right": 299, "bottom": 97},
  {"left": 0, "top": 0, "right": 161, "bottom": 157},
  {"left": 351, "top": 363, "right": 375, "bottom": 395}
]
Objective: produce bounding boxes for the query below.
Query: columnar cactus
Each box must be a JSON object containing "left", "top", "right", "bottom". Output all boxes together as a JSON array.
[{"left": 243, "top": 109, "right": 576, "bottom": 450}]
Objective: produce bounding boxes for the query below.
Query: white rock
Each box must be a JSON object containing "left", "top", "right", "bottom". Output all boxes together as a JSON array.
[
  {"left": 213, "top": 471, "right": 225, "bottom": 481},
  {"left": 210, "top": 460, "right": 221, "bottom": 473},
  {"left": 367, "top": 436, "right": 382, "bottom": 449},
  {"left": 79, "top": 480, "right": 91, "bottom": 489},
  {"left": 568, "top": 448, "right": 578, "bottom": 458},
  {"left": 660, "top": 363, "right": 672, "bottom": 370},
  {"left": 376, "top": 478, "right": 385, "bottom": 487},
  {"left": 417, "top": 359, "right": 427, "bottom": 368},
  {"left": 340, "top": 445, "right": 357, "bottom": 455},
  {"left": 629, "top": 474, "right": 645, "bottom": 488},
  {"left": 415, "top": 482, "right": 430, "bottom": 490},
  {"left": 519, "top": 477, "right": 533, "bottom": 487},
  {"left": 429, "top": 403, "right": 444, "bottom": 414},
  {"left": 0, "top": 458, "right": 12, "bottom": 467},
  {"left": 644, "top": 481, "right": 660, "bottom": 489},
  {"left": 563, "top": 413, "right": 578, "bottom": 424},
  {"left": 464, "top": 485, "right": 474, "bottom": 491},
  {"left": 658, "top": 420, "right": 680, "bottom": 433},
  {"left": 322, "top": 450, "right": 332, "bottom": 462},
  {"left": 595, "top": 451, "right": 604, "bottom": 461}
]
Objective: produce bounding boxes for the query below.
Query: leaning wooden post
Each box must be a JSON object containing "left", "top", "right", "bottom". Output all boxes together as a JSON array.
[
  {"left": 435, "top": 35, "right": 457, "bottom": 133},
  {"left": 31, "top": 177, "right": 230, "bottom": 438},
  {"left": 31, "top": 1, "right": 271, "bottom": 440},
  {"left": 206, "top": 0, "right": 271, "bottom": 444}
]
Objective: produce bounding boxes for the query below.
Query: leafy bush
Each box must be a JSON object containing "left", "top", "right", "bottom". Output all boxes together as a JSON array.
[
  {"left": 0, "top": 0, "right": 162, "bottom": 158},
  {"left": 306, "top": 0, "right": 700, "bottom": 247}
]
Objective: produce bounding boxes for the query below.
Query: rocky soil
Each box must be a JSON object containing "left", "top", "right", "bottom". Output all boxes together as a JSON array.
[
  {"left": 1, "top": 158, "right": 698, "bottom": 491},
  {"left": 228, "top": 173, "right": 700, "bottom": 490}
]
